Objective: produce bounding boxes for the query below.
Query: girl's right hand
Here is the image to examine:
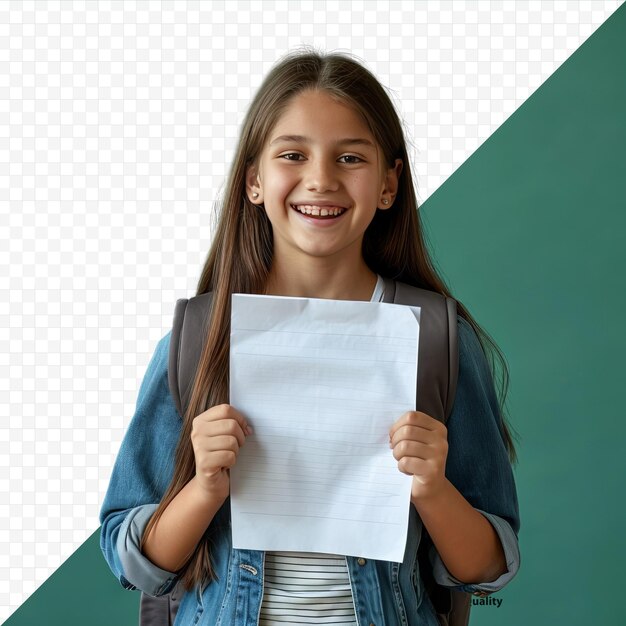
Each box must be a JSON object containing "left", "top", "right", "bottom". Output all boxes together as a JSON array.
[{"left": 190, "top": 403, "right": 253, "bottom": 501}]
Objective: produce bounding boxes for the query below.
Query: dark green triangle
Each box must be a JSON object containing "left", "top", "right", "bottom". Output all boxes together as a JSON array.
[{"left": 2, "top": 530, "right": 138, "bottom": 626}]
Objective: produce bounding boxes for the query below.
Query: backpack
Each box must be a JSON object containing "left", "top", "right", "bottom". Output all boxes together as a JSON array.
[{"left": 139, "top": 277, "right": 470, "bottom": 626}]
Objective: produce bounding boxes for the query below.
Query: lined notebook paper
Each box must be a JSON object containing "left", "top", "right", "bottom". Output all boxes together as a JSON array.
[{"left": 229, "top": 293, "right": 420, "bottom": 562}]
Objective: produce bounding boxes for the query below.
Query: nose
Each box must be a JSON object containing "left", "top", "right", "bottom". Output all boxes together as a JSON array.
[{"left": 304, "top": 158, "right": 340, "bottom": 193}]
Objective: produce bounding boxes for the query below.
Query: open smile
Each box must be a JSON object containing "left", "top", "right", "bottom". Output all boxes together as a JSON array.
[{"left": 290, "top": 204, "right": 348, "bottom": 222}]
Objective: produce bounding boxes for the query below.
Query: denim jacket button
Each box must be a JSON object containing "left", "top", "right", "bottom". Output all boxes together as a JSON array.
[{"left": 357, "top": 558, "right": 367, "bottom": 566}]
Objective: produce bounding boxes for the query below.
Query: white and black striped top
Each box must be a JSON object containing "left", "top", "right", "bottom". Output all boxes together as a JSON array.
[
  {"left": 258, "top": 276, "right": 385, "bottom": 626},
  {"left": 259, "top": 551, "right": 357, "bottom": 625}
]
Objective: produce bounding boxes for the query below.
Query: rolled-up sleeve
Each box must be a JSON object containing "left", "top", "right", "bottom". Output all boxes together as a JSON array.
[
  {"left": 429, "top": 317, "right": 521, "bottom": 595},
  {"left": 99, "top": 331, "right": 183, "bottom": 596}
]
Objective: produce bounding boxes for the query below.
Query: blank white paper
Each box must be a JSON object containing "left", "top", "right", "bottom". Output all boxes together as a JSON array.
[{"left": 229, "top": 293, "right": 420, "bottom": 562}]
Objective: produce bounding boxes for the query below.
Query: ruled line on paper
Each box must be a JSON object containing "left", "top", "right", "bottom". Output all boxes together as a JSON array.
[{"left": 239, "top": 511, "right": 405, "bottom": 526}]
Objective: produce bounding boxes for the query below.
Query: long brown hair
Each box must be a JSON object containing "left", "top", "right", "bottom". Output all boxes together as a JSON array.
[{"left": 141, "top": 46, "right": 519, "bottom": 591}]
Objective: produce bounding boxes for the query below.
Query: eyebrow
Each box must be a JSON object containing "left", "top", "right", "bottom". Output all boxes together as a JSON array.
[{"left": 269, "top": 134, "right": 375, "bottom": 148}]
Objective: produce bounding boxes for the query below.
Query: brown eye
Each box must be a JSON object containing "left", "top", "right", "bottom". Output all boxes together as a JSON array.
[
  {"left": 280, "top": 153, "right": 304, "bottom": 161},
  {"left": 339, "top": 155, "right": 363, "bottom": 164}
]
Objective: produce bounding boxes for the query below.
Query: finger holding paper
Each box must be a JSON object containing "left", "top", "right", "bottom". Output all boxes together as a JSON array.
[
  {"left": 191, "top": 403, "right": 253, "bottom": 501},
  {"left": 389, "top": 410, "right": 448, "bottom": 502}
]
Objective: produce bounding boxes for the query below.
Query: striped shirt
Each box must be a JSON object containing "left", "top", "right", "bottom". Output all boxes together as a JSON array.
[
  {"left": 258, "top": 275, "right": 385, "bottom": 626},
  {"left": 259, "top": 552, "right": 357, "bottom": 625}
]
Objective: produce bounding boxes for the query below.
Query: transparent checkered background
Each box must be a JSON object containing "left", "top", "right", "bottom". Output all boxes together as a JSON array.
[{"left": 0, "top": 0, "right": 621, "bottom": 620}]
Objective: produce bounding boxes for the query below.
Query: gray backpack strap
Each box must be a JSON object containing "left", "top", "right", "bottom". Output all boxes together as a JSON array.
[
  {"left": 139, "top": 585, "right": 181, "bottom": 626},
  {"left": 382, "top": 277, "right": 459, "bottom": 423},
  {"left": 167, "top": 293, "right": 214, "bottom": 418},
  {"left": 383, "top": 277, "right": 468, "bottom": 626},
  {"left": 167, "top": 298, "right": 187, "bottom": 418}
]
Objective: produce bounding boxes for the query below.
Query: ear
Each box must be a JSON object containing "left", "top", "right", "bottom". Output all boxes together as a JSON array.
[
  {"left": 379, "top": 158, "right": 403, "bottom": 210},
  {"left": 245, "top": 162, "right": 263, "bottom": 204}
]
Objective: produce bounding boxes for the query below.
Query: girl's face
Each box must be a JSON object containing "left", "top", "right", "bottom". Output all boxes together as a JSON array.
[{"left": 246, "top": 89, "right": 402, "bottom": 270}]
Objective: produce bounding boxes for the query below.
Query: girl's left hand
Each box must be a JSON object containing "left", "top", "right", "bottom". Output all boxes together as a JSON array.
[{"left": 389, "top": 410, "right": 449, "bottom": 502}]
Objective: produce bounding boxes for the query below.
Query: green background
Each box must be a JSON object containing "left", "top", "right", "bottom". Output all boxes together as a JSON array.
[{"left": 4, "top": 5, "right": 625, "bottom": 625}]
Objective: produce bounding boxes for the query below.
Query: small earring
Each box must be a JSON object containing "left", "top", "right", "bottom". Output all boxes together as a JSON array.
[
  {"left": 252, "top": 192, "right": 259, "bottom": 198},
  {"left": 382, "top": 199, "right": 389, "bottom": 205}
]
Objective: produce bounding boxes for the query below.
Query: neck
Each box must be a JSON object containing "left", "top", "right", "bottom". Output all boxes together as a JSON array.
[{"left": 264, "top": 256, "right": 378, "bottom": 301}]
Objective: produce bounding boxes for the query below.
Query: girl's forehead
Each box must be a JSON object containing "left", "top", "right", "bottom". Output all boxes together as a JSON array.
[
  {"left": 266, "top": 90, "right": 377, "bottom": 147},
  {"left": 276, "top": 90, "right": 365, "bottom": 124}
]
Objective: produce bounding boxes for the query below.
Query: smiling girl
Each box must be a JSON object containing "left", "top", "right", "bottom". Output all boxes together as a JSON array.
[
  {"left": 100, "top": 48, "right": 520, "bottom": 626},
  {"left": 247, "top": 88, "right": 403, "bottom": 304}
]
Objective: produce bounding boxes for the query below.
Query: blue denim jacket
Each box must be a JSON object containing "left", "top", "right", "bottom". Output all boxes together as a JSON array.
[{"left": 100, "top": 316, "right": 520, "bottom": 626}]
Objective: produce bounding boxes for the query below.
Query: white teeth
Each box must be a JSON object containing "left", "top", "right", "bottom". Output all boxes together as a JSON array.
[{"left": 292, "top": 204, "right": 346, "bottom": 217}]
